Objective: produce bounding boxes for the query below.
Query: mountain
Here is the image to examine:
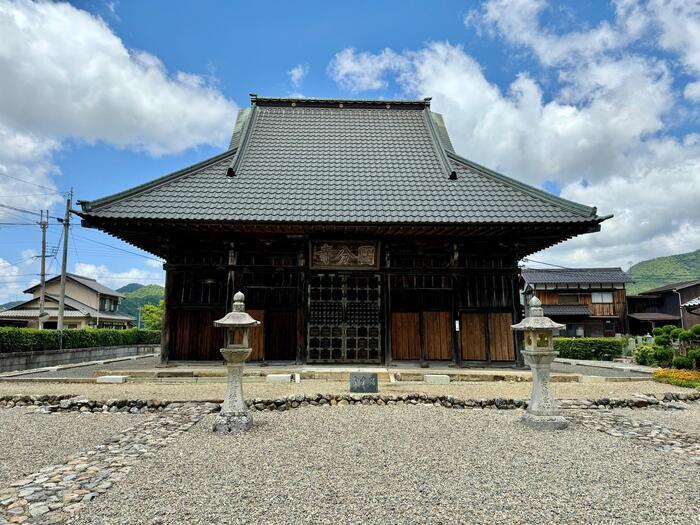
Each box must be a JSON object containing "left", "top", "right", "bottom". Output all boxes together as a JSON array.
[
  {"left": 116, "top": 283, "right": 145, "bottom": 294},
  {"left": 627, "top": 249, "right": 700, "bottom": 295},
  {"left": 117, "top": 283, "right": 164, "bottom": 319},
  {"left": 0, "top": 300, "right": 22, "bottom": 311}
]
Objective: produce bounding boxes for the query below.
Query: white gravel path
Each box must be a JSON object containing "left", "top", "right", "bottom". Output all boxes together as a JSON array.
[
  {"left": 0, "top": 408, "right": 148, "bottom": 487},
  {"left": 613, "top": 405, "right": 700, "bottom": 434},
  {"left": 69, "top": 405, "right": 699, "bottom": 525}
]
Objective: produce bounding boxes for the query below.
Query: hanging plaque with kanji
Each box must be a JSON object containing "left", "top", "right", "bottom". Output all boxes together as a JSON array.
[{"left": 310, "top": 241, "right": 379, "bottom": 269}]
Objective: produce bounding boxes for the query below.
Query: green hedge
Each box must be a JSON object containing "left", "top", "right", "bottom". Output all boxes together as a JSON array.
[
  {"left": 553, "top": 337, "right": 625, "bottom": 361},
  {"left": 0, "top": 328, "right": 161, "bottom": 354}
]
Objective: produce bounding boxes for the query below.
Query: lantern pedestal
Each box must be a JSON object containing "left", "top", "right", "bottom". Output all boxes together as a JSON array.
[
  {"left": 211, "top": 291, "right": 260, "bottom": 434},
  {"left": 521, "top": 350, "right": 568, "bottom": 430},
  {"left": 512, "top": 296, "right": 568, "bottom": 431},
  {"left": 212, "top": 347, "right": 253, "bottom": 433}
]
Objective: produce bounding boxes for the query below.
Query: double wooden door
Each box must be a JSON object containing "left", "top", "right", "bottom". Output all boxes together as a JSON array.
[
  {"left": 460, "top": 312, "right": 515, "bottom": 361},
  {"left": 391, "top": 311, "right": 453, "bottom": 361},
  {"left": 243, "top": 309, "right": 297, "bottom": 362}
]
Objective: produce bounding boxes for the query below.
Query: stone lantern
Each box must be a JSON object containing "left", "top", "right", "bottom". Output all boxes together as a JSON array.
[
  {"left": 212, "top": 291, "right": 260, "bottom": 433},
  {"left": 511, "top": 296, "right": 568, "bottom": 430}
]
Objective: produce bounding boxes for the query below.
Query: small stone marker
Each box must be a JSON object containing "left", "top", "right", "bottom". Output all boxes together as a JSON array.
[
  {"left": 424, "top": 374, "right": 450, "bottom": 384},
  {"left": 349, "top": 372, "right": 378, "bottom": 393},
  {"left": 266, "top": 373, "right": 293, "bottom": 383},
  {"left": 95, "top": 375, "right": 128, "bottom": 384}
]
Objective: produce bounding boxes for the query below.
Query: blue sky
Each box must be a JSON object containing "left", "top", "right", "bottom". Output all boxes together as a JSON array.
[{"left": 1, "top": 0, "right": 700, "bottom": 302}]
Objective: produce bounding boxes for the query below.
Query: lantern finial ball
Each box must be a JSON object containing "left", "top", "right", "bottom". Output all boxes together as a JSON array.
[
  {"left": 233, "top": 291, "right": 245, "bottom": 312},
  {"left": 529, "top": 296, "right": 541, "bottom": 308}
]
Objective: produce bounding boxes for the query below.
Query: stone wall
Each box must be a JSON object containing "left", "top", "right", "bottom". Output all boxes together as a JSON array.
[{"left": 0, "top": 344, "right": 158, "bottom": 373}]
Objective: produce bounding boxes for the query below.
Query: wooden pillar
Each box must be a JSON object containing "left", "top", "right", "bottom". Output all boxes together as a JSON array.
[
  {"left": 159, "top": 267, "right": 173, "bottom": 366},
  {"left": 511, "top": 266, "right": 525, "bottom": 368},
  {"left": 297, "top": 248, "right": 306, "bottom": 364}
]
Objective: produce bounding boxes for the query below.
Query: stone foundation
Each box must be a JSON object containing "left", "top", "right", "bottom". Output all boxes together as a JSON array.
[{"left": 1, "top": 391, "right": 698, "bottom": 413}]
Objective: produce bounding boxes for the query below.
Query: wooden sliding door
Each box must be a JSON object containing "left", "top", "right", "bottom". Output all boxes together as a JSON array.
[{"left": 459, "top": 311, "right": 515, "bottom": 362}]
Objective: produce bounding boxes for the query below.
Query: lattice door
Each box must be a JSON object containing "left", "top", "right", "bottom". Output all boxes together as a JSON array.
[{"left": 307, "top": 273, "right": 381, "bottom": 363}]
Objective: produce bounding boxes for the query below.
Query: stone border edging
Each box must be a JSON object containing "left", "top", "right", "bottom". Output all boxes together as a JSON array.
[{"left": 1, "top": 391, "right": 698, "bottom": 413}]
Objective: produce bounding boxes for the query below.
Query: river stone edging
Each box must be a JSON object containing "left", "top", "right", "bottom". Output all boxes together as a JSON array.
[
  {"left": 1, "top": 391, "right": 699, "bottom": 413},
  {"left": 0, "top": 402, "right": 217, "bottom": 525}
]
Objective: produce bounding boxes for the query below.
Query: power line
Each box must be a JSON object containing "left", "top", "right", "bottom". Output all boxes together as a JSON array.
[
  {"left": 71, "top": 231, "right": 163, "bottom": 262},
  {"left": 0, "top": 173, "right": 60, "bottom": 193}
]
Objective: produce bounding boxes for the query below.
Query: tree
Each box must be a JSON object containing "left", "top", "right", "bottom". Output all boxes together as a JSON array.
[{"left": 141, "top": 300, "right": 164, "bottom": 331}]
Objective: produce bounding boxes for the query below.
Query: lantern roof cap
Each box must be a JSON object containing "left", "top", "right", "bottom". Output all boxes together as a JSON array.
[
  {"left": 511, "top": 296, "right": 565, "bottom": 331},
  {"left": 214, "top": 292, "right": 261, "bottom": 327}
]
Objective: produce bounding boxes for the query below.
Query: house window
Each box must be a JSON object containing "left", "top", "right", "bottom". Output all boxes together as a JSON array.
[
  {"left": 560, "top": 323, "right": 584, "bottom": 337},
  {"left": 558, "top": 294, "right": 579, "bottom": 305},
  {"left": 100, "top": 297, "right": 107, "bottom": 311},
  {"left": 591, "top": 292, "right": 613, "bottom": 304}
]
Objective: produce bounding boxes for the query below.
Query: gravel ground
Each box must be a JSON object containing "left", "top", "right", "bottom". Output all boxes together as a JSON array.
[
  {"left": 0, "top": 379, "right": 695, "bottom": 402},
  {"left": 0, "top": 407, "right": 148, "bottom": 486},
  {"left": 613, "top": 405, "right": 700, "bottom": 434},
  {"left": 69, "top": 405, "right": 699, "bottom": 525}
]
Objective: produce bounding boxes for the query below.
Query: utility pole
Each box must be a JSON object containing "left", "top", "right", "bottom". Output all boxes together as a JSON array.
[
  {"left": 38, "top": 209, "right": 48, "bottom": 329},
  {"left": 57, "top": 190, "right": 72, "bottom": 331}
]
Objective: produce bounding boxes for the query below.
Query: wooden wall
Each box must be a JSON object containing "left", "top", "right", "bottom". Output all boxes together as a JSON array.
[{"left": 460, "top": 312, "right": 515, "bottom": 362}]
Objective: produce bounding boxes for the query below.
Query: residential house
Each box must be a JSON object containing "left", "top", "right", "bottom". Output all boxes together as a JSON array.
[
  {"left": 0, "top": 273, "right": 134, "bottom": 329},
  {"left": 521, "top": 268, "right": 631, "bottom": 337},
  {"left": 628, "top": 280, "right": 700, "bottom": 334},
  {"left": 78, "top": 96, "right": 607, "bottom": 365}
]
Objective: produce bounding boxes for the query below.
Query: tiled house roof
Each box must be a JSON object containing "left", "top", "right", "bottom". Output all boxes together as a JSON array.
[
  {"left": 80, "top": 96, "right": 606, "bottom": 226},
  {"left": 521, "top": 268, "right": 632, "bottom": 285}
]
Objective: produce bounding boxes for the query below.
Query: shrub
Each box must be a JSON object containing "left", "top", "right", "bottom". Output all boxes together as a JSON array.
[
  {"left": 670, "top": 327, "right": 684, "bottom": 340},
  {"left": 653, "top": 346, "right": 674, "bottom": 367},
  {"left": 653, "top": 368, "right": 700, "bottom": 389},
  {"left": 678, "top": 330, "right": 695, "bottom": 343},
  {"left": 687, "top": 348, "right": 700, "bottom": 369},
  {"left": 691, "top": 324, "right": 700, "bottom": 337},
  {"left": 661, "top": 324, "right": 677, "bottom": 334},
  {"left": 652, "top": 327, "right": 664, "bottom": 336},
  {"left": 0, "top": 328, "right": 160, "bottom": 354},
  {"left": 672, "top": 355, "right": 693, "bottom": 370},
  {"left": 633, "top": 344, "right": 656, "bottom": 366},
  {"left": 553, "top": 337, "right": 625, "bottom": 361},
  {"left": 654, "top": 334, "right": 671, "bottom": 348}
]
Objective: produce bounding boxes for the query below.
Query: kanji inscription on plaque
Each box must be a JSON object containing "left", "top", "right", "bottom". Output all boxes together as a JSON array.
[{"left": 311, "top": 241, "right": 378, "bottom": 269}]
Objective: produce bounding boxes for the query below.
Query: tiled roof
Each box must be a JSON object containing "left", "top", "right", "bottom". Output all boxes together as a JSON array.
[
  {"left": 23, "top": 273, "right": 124, "bottom": 298},
  {"left": 2, "top": 294, "right": 134, "bottom": 321},
  {"left": 522, "top": 268, "right": 632, "bottom": 285},
  {"left": 682, "top": 296, "right": 700, "bottom": 308},
  {"left": 640, "top": 280, "right": 700, "bottom": 295},
  {"left": 541, "top": 304, "right": 592, "bottom": 316},
  {"left": 80, "top": 96, "right": 605, "bottom": 226},
  {"left": 628, "top": 313, "right": 681, "bottom": 321}
]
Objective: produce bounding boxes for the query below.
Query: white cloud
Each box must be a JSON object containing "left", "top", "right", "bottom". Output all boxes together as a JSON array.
[
  {"left": 0, "top": 257, "right": 33, "bottom": 304},
  {"left": 326, "top": 39, "right": 700, "bottom": 268},
  {"left": 288, "top": 64, "right": 309, "bottom": 88},
  {"left": 73, "top": 262, "right": 164, "bottom": 290},
  {"left": 0, "top": 0, "right": 236, "bottom": 155},
  {"left": 328, "top": 48, "right": 408, "bottom": 92},
  {"left": 0, "top": 0, "right": 237, "bottom": 220},
  {"left": 466, "top": 0, "right": 645, "bottom": 67}
]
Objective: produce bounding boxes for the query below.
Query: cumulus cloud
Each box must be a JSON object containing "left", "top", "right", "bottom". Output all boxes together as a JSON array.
[
  {"left": 0, "top": 0, "right": 237, "bottom": 219},
  {"left": 327, "top": 31, "right": 700, "bottom": 268},
  {"left": 73, "top": 262, "right": 164, "bottom": 290},
  {"left": 0, "top": 257, "right": 34, "bottom": 303},
  {"left": 328, "top": 48, "right": 408, "bottom": 92},
  {"left": 288, "top": 64, "right": 309, "bottom": 88}
]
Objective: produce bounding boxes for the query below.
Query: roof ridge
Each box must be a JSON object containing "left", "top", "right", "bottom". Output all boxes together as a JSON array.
[
  {"left": 250, "top": 95, "right": 431, "bottom": 109},
  {"left": 80, "top": 148, "right": 238, "bottom": 212},
  {"left": 227, "top": 104, "right": 258, "bottom": 176},
  {"left": 422, "top": 107, "right": 453, "bottom": 179},
  {"left": 446, "top": 150, "right": 603, "bottom": 219}
]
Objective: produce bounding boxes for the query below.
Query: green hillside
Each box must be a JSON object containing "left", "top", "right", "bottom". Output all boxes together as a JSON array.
[
  {"left": 117, "top": 283, "right": 164, "bottom": 319},
  {"left": 0, "top": 300, "right": 22, "bottom": 311},
  {"left": 628, "top": 249, "right": 700, "bottom": 295}
]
